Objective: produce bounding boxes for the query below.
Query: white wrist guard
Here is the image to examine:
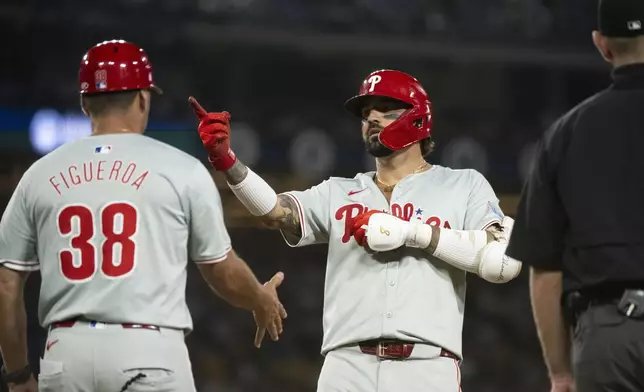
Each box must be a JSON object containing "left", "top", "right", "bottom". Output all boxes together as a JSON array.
[
  {"left": 227, "top": 169, "right": 278, "bottom": 216},
  {"left": 405, "top": 221, "right": 432, "bottom": 249},
  {"left": 432, "top": 228, "right": 521, "bottom": 283},
  {"left": 365, "top": 214, "right": 432, "bottom": 252}
]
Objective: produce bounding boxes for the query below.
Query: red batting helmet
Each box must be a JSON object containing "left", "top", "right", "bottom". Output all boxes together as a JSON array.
[
  {"left": 344, "top": 69, "right": 432, "bottom": 151},
  {"left": 79, "top": 40, "right": 162, "bottom": 95}
]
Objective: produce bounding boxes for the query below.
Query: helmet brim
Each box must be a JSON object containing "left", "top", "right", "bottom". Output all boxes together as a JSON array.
[{"left": 344, "top": 95, "right": 372, "bottom": 118}]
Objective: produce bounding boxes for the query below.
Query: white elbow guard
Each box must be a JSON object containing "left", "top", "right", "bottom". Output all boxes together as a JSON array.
[
  {"left": 228, "top": 169, "right": 278, "bottom": 216},
  {"left": 432, "top": 228, "right": 522, "bottom": 283},
  {"left": 477, "top": 241, "right": 522, "bottom": 284}
]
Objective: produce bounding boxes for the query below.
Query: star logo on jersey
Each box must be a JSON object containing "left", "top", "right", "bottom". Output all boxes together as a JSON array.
[
  {"left": 348, "top": 188, "right": 368, "bottom": 196},
  {"left": 415, "top": 208, "right": 423, "bottom": 215}
]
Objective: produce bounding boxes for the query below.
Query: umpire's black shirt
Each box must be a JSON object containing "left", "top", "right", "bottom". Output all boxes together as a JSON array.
[{"left": 506, "top": 63, "right": 644, "bottom": 294}]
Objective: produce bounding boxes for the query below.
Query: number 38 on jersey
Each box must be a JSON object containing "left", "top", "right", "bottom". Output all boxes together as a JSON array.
[{"left": 56, "top": 202, "right": 139, "bottom": 282}]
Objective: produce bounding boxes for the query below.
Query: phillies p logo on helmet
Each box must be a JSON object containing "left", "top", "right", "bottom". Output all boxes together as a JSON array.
[
  {"left": 344, "top": 69, "right": 434, "bottom": 151},
  {"left": 367, "top": 75, "right": 382, "bottom": 92}
]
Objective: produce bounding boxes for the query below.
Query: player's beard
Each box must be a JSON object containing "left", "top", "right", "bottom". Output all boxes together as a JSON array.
[{"left": 364, "top": 127, "right": 394, "bottom": 157}]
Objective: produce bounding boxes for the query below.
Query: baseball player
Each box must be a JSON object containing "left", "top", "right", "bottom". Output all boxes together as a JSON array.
[
  {"left": 190, "top": 69, "right": 522, "bottom": 392},
  {"left": 0, "top": 40, "right": 286, "bottom": 392}
]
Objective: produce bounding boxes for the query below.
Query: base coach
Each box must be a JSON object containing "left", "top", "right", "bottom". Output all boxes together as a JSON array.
[{"left": 506, "top": 0, "right": 644, "bottom": 391}]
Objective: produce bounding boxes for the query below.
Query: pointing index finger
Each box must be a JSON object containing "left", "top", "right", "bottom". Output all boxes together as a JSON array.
[{"left": 188, "top": 96, "right": 207, "bottom": 119}]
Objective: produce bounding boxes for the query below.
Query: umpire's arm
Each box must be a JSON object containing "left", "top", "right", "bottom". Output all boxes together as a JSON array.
[{"left": 506, "top": 123, "right": 571, "bottom": 385}]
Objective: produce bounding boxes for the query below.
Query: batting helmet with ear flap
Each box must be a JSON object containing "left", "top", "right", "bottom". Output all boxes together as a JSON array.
[
  {"left": 344, "top": 69, "right": 433, "bottom": 151},
  {"left": 79, "top": 39, "right": 162, "bottom": 95}
]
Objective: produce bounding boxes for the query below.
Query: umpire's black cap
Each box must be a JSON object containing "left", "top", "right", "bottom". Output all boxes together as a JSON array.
[{"left": 599, "top": 0, "right": 644, "bottom": 37}]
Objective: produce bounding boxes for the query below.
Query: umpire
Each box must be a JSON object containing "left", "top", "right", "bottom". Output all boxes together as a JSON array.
[{"left": 506, "top": 1, "right": 644, "bottom": 391}]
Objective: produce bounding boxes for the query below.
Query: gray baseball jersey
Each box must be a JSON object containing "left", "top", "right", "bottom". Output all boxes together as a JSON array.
[
  {"left": 0, "top": 133, "right": 231, "bottom": 331},
  {"left": 281, "top": 165, "right": 503, "bottom": 358}
]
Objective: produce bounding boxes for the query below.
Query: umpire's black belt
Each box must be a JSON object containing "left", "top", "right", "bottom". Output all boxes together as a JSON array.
[{"left": 565, "top": 286, "right": 644, "bottom": 321}]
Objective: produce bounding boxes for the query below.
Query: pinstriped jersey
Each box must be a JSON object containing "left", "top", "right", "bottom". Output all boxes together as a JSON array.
[{"left": 280, "top": 165, "right": 503, "bottom": 358}]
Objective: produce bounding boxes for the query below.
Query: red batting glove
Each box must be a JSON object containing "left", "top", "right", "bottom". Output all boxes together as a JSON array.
[
  {"left": 351, "top": 210, "right": 383, "bottom": 248},
  {"left": 189, "top": 96, "right": 237, "bottom": 171}
]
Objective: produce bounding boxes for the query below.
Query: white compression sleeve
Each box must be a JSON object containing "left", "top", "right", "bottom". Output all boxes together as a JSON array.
[
  {"left": 227, "top": 169, "right": 278, "bottom": 216},
  {"left": 432, "top": 230, "right": 489, "bottom": 274}
]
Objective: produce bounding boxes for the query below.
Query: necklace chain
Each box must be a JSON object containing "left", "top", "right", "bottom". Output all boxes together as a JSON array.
[{"left": 375, "top": 162, "right": 429, "bottom": 192}]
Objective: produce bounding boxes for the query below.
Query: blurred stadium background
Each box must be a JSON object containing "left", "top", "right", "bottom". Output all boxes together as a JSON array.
[{"left": 0, "top": 0, "right": 611, "bottom": 391}]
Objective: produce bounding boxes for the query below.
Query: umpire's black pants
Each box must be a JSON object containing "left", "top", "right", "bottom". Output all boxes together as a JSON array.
[{"left": 573, "top": 304, "right": 644, "bottom": 392}]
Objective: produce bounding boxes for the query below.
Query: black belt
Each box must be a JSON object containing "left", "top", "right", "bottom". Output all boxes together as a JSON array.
[
  {"left": 565, "top": 290, "right": 619, "bottom": 315},
  {"left": 565, "top": 287, "right": 644, "bottom": 325}
]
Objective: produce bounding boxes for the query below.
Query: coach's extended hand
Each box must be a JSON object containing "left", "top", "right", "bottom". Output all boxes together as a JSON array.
[
  {"left": 188, "top": 96, "right": 237, "bottom": 171},
  {"left": 253, "top": 272, "right": 288, "bottom": 348}
]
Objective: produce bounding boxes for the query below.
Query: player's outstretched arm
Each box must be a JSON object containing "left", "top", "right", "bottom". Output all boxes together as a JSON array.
[
  {"left": 188, "top": 97, "right": 301, "bottom": 237},
  {"left": 224, "top": 160, "right": 302, "bottom": 236},
  {"left": 352, "top": 212, "right": 521, "bottom": 283},
  {"left": 197, "top": 250, "right": 287, "bottom": 347},
  {"left": 0, "top": 267, "right": 32, "bottom": 375}
]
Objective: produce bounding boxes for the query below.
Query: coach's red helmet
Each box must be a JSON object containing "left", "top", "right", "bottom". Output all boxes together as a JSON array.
[
  {"left": 344, "top": 69, "right": 432, "bottom": 151},
  {"left": 79, "top": 40, "right": 162, "bottom": 95}
]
